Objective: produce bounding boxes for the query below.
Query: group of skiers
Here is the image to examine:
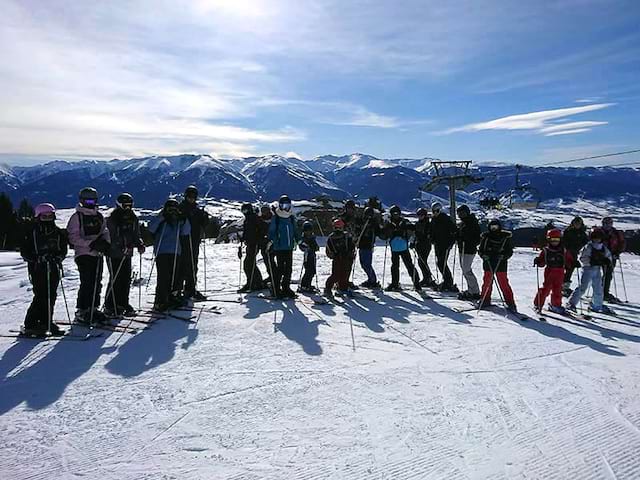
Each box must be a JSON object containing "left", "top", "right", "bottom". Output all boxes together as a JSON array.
[
  {"left": 239, "top": 196, "right": 627, "bottom": 317},
  {"left": 18, "top": 186, "right": 627, "bottom": 336},
  {"left": 19, "top": 186, "right": 209, "bottom": 336}
]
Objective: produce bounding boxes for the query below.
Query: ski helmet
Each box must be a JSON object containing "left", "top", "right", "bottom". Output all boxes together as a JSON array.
[
  {"left": 602, "top": 216, "right": 613, "bottom": 228},
  {"left": 416, "top": 207, "right": 428, "bottom": 217},
  {"left": 116, "top": 192, "right": 134, "bottom": 209},
  {"left": 488, "top": 218, "right": 501, "bottom": 231},
  {"left": 278, "top": 195, "right": 292, "bottom": 211},
  {"left": 241, "top": 202, "right": 253, "bottom": 215},
  {"left": 590, "top": 228, "right": 604, "bottom": 240},
  {"left": 260, "top": 204, "right": 273, "bottom": 219},
  {"left": 302, "top": 221, "right": 313, "bottom": 232},
  {"left": 344, "top": 199, "right": 356, "bottom": 209},
  {"left": 363, "top": 206, "right": 374, "bottom": 218},
  {"left": 457, "top": 204, "right": 470, "bottom": 216},
  {"left": 570, "top": 216, "right": 584, "bottom": 227},
  {"left": 164, "top": 198, "right": 180, "bottom": 211},
  {"left": 546, "top": 229, "right": 562, "bottom": 240},
  {"left": 390, "top": 205, "right": 401, "bottom": 216},
  {"left": 79, "top": 187, "right": 98, "bottom": 208},
  {"left": 333, "top": 218, "right": 345, "bottom": 230},
  {"left": 431, "top": 202, "right": 442, "bottom": 213},
  {"left": 35, "top": 203, "right": 56, "bottom": 220}
]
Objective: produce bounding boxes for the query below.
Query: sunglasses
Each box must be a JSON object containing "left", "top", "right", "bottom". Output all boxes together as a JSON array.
[{"left": 83, "top": 199, "right": 97, "bottom": 206}]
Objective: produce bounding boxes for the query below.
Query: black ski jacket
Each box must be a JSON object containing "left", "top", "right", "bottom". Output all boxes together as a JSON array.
[
  {"left": 299, "top": 235, "right": 319, "bottom": 254},
  {"left": 20, "top": 222, "right": 68, "bottom": 265},
  {"left": 355, "top": 216, "right": 381, "bottom": 250},
  {"left": 179, "top": 200, "right": 209, "bottom": 242},
  {"left": 382, "top": 218, "right": 414, "bottom": 242},
  {"left": 478, "top": 230, "right": 513, "bottom": 272},
  {"left": 414, "top": 218, "right": 431, "bottom": 247},
  {"left": 107, "top": 208, "right": 143, "bottom": 258},
  {"left": 326, "top": 231, "right": 355, "bottom": 259},
  {"left": 241, "top": 213, "right": 261, "bottom": 247},
  {"left": 562, "top": 226, "right": 588, "bottom": 253},
  {"left": 430, "top": 212, "right": 456, "bottom": 249},
  {"left": 456, "top": 214, "right": 481, "bottom": 254}
]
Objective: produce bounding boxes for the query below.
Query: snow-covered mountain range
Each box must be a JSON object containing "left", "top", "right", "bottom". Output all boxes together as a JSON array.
[{"left": 1, "top": 153, "right": 639, "bottom": 210}]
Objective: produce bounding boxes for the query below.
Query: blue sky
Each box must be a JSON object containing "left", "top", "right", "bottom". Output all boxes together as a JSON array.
[{"left": 0, "top": 0, "right": 639, "bottom": 166}]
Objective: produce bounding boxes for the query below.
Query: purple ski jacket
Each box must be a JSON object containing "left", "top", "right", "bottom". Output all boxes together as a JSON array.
[{"left": 66, "top": 205, "right": 111, "bottom": 258}]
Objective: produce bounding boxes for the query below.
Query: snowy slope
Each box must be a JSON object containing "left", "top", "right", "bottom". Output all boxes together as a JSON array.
[{"left": 1, "top": 240, "right": 640, "bottom": 479}]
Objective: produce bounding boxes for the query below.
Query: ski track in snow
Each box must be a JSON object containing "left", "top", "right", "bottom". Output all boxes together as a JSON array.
[{"left": 1, "top": 244, "right": 639, "bottom": 479}]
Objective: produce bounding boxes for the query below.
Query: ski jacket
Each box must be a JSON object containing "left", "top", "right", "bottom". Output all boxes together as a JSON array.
[
  {"left": 414, "top": 218, "right": 431, "bottom": 247},
  {"left": 456, "top": 214, "right": 481, "bottom": 254},
  {"left": 148, "top": 214, "right": 191, "bottom": 256},
  {"left": 602, "top": 227, "right": 626, "bottom": 256},
  {"left": 257, "top": 217, "right": 270, "bottom": 248},
  {"left": 355, "top": 216, "right": 381, "bottom": 250},
  {"left": 430, "top": 212, "right": 456, "bottom": 249},
  {"left": 383, "top": 218, "right": 414, "bottom": 253},
  {"left": 579, "top": 242, "right": 612, "bottom": 268},
  {"left": 179, "top": 200, "right": 209, "bottom": 242},
  {"left": 562, "top": 225, "right": 588, "bottom": 253},
  {"left": 478, "top": 230, "right": 513, "bottom": 272},
  {"left": 535, "top": 245, "right": 573, "bottom": 269},
  {"left": 107, "top": 208, "right": 143, "bottom": 258},
  {"left": 338, "top": 211, "right": 358, "bottom": 238},
  {"left": 20, "top": 221, "right": 68, "bottom": 264},
  {"left": 268, "top": 213, "right": 299, "bottom": 251},
  {"left": 326, "top": 231, "right": 355, "bottom": 259},
  {"left": 299, "top": 235, "right": 319, "bottom": 254},
  {"left": 66, "top": 205, "right": 111, "bottom": 258},
  {"left": 241, "top": 213, "right": 261, "bottom": 247}
]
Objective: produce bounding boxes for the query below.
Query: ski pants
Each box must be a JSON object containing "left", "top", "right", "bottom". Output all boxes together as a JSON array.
[
  {"left": 480, "top": 270, "right": 515, "bottom": 305},
  {"left": 534, "top": 267, "right": 564, "bottom": 308},
  {"left": 434, "top": 245, "right": 454, "bottom": 287},
  {"left": 104, "top": 256, "right": 132, "bottom": 313},
  {"left": 155, "top": 253, "right": 181, "bottom": 307},
  {"left": 75, "top": 255, "right": 104, "bottom": 311},
  {"left": 603, "top": 257, "right": 617, "bottom": 297},
  {"left": 243, "top": 243, "right": 264, "bottom": 289},
  {"left": 326, "top": 257, "right": 352, "bottom": 291},
  {"left": 459, "top": 253, "right": 479, "bottom": 294},
  {"left": 391, "top": 250, "right": 419, "bottom": 287},
  {"left": 301, "top": 252, "right": 316, "bottom": 288},
  {"left": 569, "top": 266, "right": 604, "bottom": 309},
  {"left": 358, "top": 248, "right": 377, "bottom": 284},
  {"left": 180, "top": 239, "right": 200, "bottom": 296},
  {"left": 25, "top": 261, "right": 60, "bottom": 330},
  {"left": 415, "top": 243, "right": 433, "bottom": 283},
  {"left": 273, "top": 250, "right": 293, "bottom": 295}
]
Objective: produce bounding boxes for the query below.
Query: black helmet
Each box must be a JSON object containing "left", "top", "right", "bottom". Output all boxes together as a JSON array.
[
  {"left": 241, "top": 202, "right": 253, "bottom": 215},
  {"left": 184, "top": 185, "right": 198, "bottom": 198},
  {"left": 390, "top": 205, "right": 401, "bottom": 215},
  {"left": 488, "top": 218, "right": 502, "bottom": 230},
  {"left": 302, "top": 221, "right": 313, "bottom": 232},
  {"left": 279, "top": 194, "right": 291, "bottom": 204},
  {"left": 79, "top": 187, "right": 98, "bottom": 208},
  {"left": 116, "top": 192, "right": 134, "bottom": 209},
  {"left": 164, "top": 198, "right": 180, "bottom": 211},
  {"left": 457, "top": 204, "right": 470, "bottom": 215},
  {"left": 431, "top": 202, "right": 443, "bottom": 213},
  {"left": 416, "top": 207, "right": 428, "bottom": 217},
  {"left": 364, "top": 206, "right": 374, "bottom": 217},
  {"left": 345, "top": 199, "right": 356, "bottom": 209}
]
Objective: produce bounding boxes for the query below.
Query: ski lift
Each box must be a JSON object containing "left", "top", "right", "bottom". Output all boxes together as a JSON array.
[{"left": 509, "top": 164, "right": 540, "bottom": 210}]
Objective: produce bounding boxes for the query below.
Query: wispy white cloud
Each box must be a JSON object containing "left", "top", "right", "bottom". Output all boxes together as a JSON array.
[
  {"left": 442, "top": 103, "right": 613, "bottom": 136},
  {"left": 544, "top": 128, "right": 592, "bottom": 137}
]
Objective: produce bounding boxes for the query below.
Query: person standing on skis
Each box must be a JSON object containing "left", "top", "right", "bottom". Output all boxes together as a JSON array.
[
  {"left": 566, "top": 228, "right": 614, "bottom": 314},
  {"left": 258, "top": 204, "right": 274, "bottom": 289},
  {"left": 324, "top": 218, "right": 356, "bottom": 297},
  {"left": 267, "top": 195, "right": 299, "bottom": 299},
  {"left": 477, "top": 219, "right": 517, "bottom": 312},
  {"left": 533, "top": 229, "right": 573, "bottom": 314},
  {"left": 355, "top": 206, "right": 382, "bottom": 289},
  {"left": 67, "top": 187, "right": 111, "bottom": 324},
  {"left": 600, "top": 216, "right": 626, "bottom": 303},
  {"left": 179, "top": 185, "right": 209, "bottom": 301},
  {"left": 412, "top": 207, "right": 435, "bottom": 288},
  {"left": 298, "top": 221, "right": 320, "bottom": 293},
  {"left": 383, "top": 205, "right": 421, "bottom": 292},
  {"left": 20, "top": 203, "right": 67, "bottom": 336},
  {"left": 456, "top": 204, "right": 481, "bottom": 301},
  {"left": 430, "top": 202, "right": 457, "bottom": 292},
  {"left": 238, "top": 203, "right": 264, "bottom": 293},
  {"left": 148, "top": 199, "right": 191, "bottom": 312},
  {"left": 104, "top": 193, "right": 145, "bottom": 317},
  {"left": 562, "top": 216, "right": 588, "bottom": 297}
]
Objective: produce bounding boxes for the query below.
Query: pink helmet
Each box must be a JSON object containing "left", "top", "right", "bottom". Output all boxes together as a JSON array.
[{"left": 35, "top": 203, "right": 56, "bottom": 218}]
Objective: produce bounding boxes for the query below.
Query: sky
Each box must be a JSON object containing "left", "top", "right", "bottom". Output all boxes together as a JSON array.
[{"left": 0, "top": 0, "right": 639, "bottom": 166}]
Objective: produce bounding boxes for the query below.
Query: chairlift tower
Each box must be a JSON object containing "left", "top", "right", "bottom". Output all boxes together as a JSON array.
[{"left": 420, "top": 161, "right": 482, "bottom": 221}]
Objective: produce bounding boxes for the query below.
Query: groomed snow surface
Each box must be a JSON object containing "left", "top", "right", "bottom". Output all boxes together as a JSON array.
[{"left": 1, "top": 244, "right": 640, "bottom": 480}]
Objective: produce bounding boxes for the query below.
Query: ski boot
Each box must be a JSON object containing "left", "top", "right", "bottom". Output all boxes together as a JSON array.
[
  {"left": 191, "top": 291, "right": 207, "bottom": 301},
  {"left": 385, "top": 284, "right": 402, "bottom": 292},
  {"left": 589, "top": 304, "right": 615, "bottom": 315},
  {"left": 565, "top": 302, "right": 577, "bottom": 313},
  {"left": 476, "top": 299, "right": 493, "bottom": 310},
  {"left": 548, "top": 305, "right": 566, "bottom": 315},
  {"left": 237, "top": 284, "right": 252, "bottom": 293},
  {"left": 123, "top": 305, "right": 137, "bottom": 317},
  {"left": 604, "top": 293, "right": 621, "bottom": 304},
  {"left": 562, "top": 282, "right": 573, "bottom": 298}
]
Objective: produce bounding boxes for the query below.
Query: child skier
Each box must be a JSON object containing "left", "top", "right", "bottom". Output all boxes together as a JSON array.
[
  {"left": 533, "top": 229, "right": 572, "bottom": 314},
  {"left": 298, "top": 221, "right": 319, "bottom": 293},
  {"left": 20, "top": 203, "right": 68, "bottom": 336},
  {"left": 324, "top": 218, "right": 355, "bottom": 297},
  {"left": 566, "top": 229, "right": 614, "bottom": 314},
  {"left": 477, "top": 219, "right": 517, "bottom": 312}
]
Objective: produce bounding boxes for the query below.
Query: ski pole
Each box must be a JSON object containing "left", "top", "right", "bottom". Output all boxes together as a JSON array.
[
  {"left": 188, "top": 231, "right": 198, "bottom": 293},
  {"left": 202, "top": 238, "right": 207, "bottom": 292},
  {"left": 89, "top": 256, "right": 102, "bottom": 325},
  {"left": 459, "top": 242, "right": 465, "bottom": 292},
  {"left": 314, "top": 215, "right": 325, "bottom": 237},
  {"left": 297, "top": 250, "right": 306, "bottom": 289},
  {"left": 106, "top": 256, "right": 119, "bottom": 316},
  {"left": 450, "top": 246, "right": 457, "bottom": 287},
  {"left": 59, "top": 262, "right": 73, "bottom": 333},
  {"left": 145, "top": 223, "right": 166, "bottom": 292},
  {"left": 138, "top": 251, "right": 142, "bottom": 311},
  {"left": 238, "top": 241, "right": 243, "bottom": 296},
  {"left": 46, "top": 261, "right": 52, "bottom": 334},
  {"left": 170, "top": 222, "right": 181, "bottom": 297},
  {"left": 618, "top": 258, "right": 628, "bottom": 303},
  {"left": 535, "top": 264, "right": 541, "bottom": 313},
  {"left": 576, "top": 267, "right": 585, "bottom": 316},
  {"left": 382, "top": 240, "right": 389, "bottom": 287},
  {"left": 612, "top": 261, "right": 619, "bottom": 299}
]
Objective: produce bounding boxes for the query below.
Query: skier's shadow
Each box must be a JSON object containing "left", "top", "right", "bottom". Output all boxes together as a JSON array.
[
  {"left": 0, "top": 333, "right": 109, "bottom": 415},
  {"left": 105, "top": 316, "right": 198, "bottom": 378}
]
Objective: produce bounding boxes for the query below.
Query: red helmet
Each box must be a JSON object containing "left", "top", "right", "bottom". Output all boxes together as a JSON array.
[
  {"left": 333, "top": 218, "right": 345, "bottom": 230},
  {"left": 546, "top": 229, "right": 562, "bottom": 240}
]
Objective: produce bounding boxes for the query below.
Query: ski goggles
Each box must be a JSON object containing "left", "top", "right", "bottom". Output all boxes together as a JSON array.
[
  {"left": 279, "top": 201, "right": 292, "bottom": 212},
  {"left": 489, "top": 224, "right": 500, "bottom": 231},
  {"left": 39, "top": 212, "right": 56, "bottom": 222},
  {"left": 432, "top": 208, "right": 441, "bottom": 214},
  {"left": 82, "top": 198, "right": 97, "bottom": 207}
]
